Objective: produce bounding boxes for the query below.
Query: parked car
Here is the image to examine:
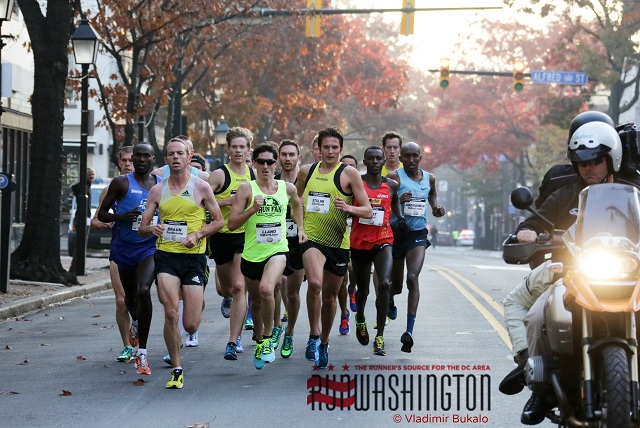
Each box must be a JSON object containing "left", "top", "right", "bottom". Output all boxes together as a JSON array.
[
  {"left": 68, "top": 182, "right": 112, "bottom": 256},
  {"left": 458, "top": 229, "right": 475, "bottom": 246},
  {"left": 435, "top": 231, "right": 454, "bottom": 246}
]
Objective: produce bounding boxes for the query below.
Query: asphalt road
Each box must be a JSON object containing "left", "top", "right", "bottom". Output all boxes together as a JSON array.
[{"left": 0, "top": 246, "right": 538, "bottom": 427}]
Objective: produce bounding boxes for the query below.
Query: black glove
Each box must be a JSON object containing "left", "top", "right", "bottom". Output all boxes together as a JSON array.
[{"left": 392, "top": 217, "right": 409, "bottom": 234}]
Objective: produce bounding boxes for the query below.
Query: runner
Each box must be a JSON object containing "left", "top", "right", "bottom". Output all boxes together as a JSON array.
[
  {"left": 274, "top": 139, "right": 305, "bottom": 358},
  {"left": 90, "top": 146, "right": 136, "bottom": 362},
  {"left": 139, "top": 139, "right": 224, "bottom": 389},
  {"left": 386, "top": 142, "right": 445, "bottom": 353},
  {"left": 350, "top": 146, "right": 404, "bottom": 356},
  {"left": 98, "top": 143, "right": 161, "bottom": 374},
  {"left": 228, "top": 143, "right": 305, "bottom": 369},
  {"left": 207, "top": 127, "right": 255, "bottom": 361},
  {"left": 296, "top": 126, "right": 372, "bottom": 368}
]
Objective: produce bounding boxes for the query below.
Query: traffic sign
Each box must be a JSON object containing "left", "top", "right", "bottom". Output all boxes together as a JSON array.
[
  {"left": 0, "top": 174, "right": 8, "bottom": 189},
  {"left": 531, "top": 70, "right": 588, "bottom": 85}
]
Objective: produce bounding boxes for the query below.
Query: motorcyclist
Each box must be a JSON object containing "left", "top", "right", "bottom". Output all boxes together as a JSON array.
[
  {"left": 505, "top": 120, "right": 629, "bottom": 425},
  {"left": 500, "top": 111, "right": 640, "bottom": 380}
]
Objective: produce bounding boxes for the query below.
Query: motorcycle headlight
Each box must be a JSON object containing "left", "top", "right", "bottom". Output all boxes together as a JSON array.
[{"left": 578, "top": 250, "right": 639, "bottom": 282}]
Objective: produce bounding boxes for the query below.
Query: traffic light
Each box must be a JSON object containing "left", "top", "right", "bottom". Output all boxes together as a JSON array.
[
  {"left": 400, "top": 0, "right": 415, "bottom": 36},
  {"left": 439, "top": 58, "right": 450, "bottom": 89},
  {"left": 513, "top": 59, "right": 525, "bottom": 92},
  {"left": 305, "top": 0, "right": 322, "bottom": 38}
]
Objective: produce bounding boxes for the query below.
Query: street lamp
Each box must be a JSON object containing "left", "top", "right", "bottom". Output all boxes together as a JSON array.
[
  {"left": 214, "top": 118, "right": 229, "bottom": 164},
  {"left": 71, "top": 16, "right": 98, "bottom": 276}
]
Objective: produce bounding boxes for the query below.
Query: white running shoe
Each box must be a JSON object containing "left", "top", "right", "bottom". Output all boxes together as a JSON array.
[{"left": 186, "top": 330, "right": 199, "bottom": 347}]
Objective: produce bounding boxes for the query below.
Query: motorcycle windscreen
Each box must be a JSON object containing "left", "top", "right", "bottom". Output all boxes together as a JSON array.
[{"left": 574, "top": 183, "right": 640, "bottom": 247}]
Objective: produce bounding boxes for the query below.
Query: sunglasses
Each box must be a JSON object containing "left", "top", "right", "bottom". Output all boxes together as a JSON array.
[
  {"left": 577, "top": 157, "right": 604, "bottom": 168},
  {"left": 255, "top": 158, "right": 277, "bottom": 166}
]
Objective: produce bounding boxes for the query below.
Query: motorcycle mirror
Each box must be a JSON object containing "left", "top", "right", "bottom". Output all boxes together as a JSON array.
[{"left": 511, "top": 186, "right": 533, "bottom": 210}]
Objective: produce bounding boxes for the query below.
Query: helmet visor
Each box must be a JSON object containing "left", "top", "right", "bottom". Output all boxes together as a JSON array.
[{"left": 568, "top": 146, "right": 611, "bottom": 162}]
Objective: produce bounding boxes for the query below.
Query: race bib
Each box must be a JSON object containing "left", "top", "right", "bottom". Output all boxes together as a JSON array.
[
  {"left": 306, "top": 191, "right": 330, "bottom": 214},
  {"left": 359, "top": 206, "right": 384, "bottom": 226},
  {"left": 133, "top": 215, "right": 158, "bottom": 231},
  {"left": 404, "top": 198, "right": 426, "bottom": 217},
  {"left": 286, "top": 219, "right": 298, "bottom": 237},
  {"left": 163, "top": 220, "right": 188, "bottom": 242},
  {"left": 256, "top": 222, "right": 282, "bottom": 243}
]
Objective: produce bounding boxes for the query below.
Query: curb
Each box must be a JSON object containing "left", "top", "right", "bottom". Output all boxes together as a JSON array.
[{"left": 0, "top": 280, "right": 112, "bottom": 320}]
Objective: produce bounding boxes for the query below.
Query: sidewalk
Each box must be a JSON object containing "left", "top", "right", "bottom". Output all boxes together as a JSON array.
[{"left": 0, "top": 255, "right": 112, "bottom": 320}]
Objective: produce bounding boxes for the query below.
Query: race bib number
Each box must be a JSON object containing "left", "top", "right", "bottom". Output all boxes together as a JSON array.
[
  {"left": 404, "top": 198, "right": 426, "bottom": 217},
  {"left": 306, "top": 191, "right": 330, "bottom": 214},
  {"left": 286, "top": 219, "right": 298, "bottom": 237},
  {"left": 256, "top": 222, "right": 282, "bottom": 243},
  {"left": 163, "top": 220, "right": 188, "bottom": 242},
  {"left": 359, "top": 206, "right": 384, "bottom": 226},
  {"left": 133, "top": 215, "right": 158, "bottom": 231}
]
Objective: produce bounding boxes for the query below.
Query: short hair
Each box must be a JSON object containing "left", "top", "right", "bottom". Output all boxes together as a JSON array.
[
  {"left": 119, "top": 145, "right": 133, "bottom": 159},
  {"left": 279, "top": 139, "right": 299, "bottom": 154},
  {"left": 340, "top": 155, "right": 357, "bottom": 167},
  {"left": 364, "top": 146, "right": 384, "bottom": 158},
  {"left": 311, "top": 134, "right": 319, "bottom": 149},
  {"left": 318, "top": 126, "right": 344, "bottom": 149},
  {"left": 191, "top": 153, "right": 207, "bottom": 171},
  {"left": 253, "top": 141, "right": 278, "bottom": 160},
  {"left": 166, "top": 136, "right": 193, "bottom": 155},
  {"left": 382, "top": 131, "right": 403, "bottom": 147},
  {"left": 226, "top": 127, "right": 253, "bottom": 146}
]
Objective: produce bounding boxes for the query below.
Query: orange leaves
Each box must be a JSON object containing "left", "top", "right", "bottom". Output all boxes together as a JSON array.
[{"left": 59, "top": 390, "right": 72, "bottom": 396}]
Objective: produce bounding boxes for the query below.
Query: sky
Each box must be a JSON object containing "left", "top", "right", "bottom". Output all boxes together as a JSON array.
[{"left": 348, "top": 0, "right": 511, "bottom": 69}]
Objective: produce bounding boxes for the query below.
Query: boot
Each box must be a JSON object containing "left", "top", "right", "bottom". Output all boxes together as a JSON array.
[
  {"left": 521, "top": 391, "right": 552, "bottom": 425},
  {"left": 499, "top": 349, "right": 528, "bottom": 395}
]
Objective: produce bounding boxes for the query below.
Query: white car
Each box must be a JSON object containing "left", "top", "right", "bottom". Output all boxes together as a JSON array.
[
  {"left": 458, "top": 229, "right": 475, "bottom": 246},
  {"left": 68, "top": 181, "right": 112, "bottom": 256}
]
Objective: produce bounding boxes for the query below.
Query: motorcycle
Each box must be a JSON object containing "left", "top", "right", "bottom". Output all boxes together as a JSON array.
[{"left": 504, "top": 183, "right": 640, "bottom": 427}]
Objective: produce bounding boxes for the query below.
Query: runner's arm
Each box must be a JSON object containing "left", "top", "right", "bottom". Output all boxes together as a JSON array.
[
  {"left": 227, "top": 182, "right": 258, "bottom": 231},
  {"left": 138, "top": 184, "right": 164, "bottom": 238}
]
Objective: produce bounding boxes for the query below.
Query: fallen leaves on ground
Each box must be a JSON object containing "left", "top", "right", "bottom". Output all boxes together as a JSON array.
[
  {"left": 4, "top": 345, "right": 12, "bottom": 350},
  {"left": 59, "top": 390, "right": 72, "bottom": 396},
  {"left": 133, "top": 378, "right": 145, "bottom": 386},
  {"left": 16, "top": 359, "right": 28, "bottom": 365},
  {"left": 76, "top": 356, "right": 86, "bottom": 361}
]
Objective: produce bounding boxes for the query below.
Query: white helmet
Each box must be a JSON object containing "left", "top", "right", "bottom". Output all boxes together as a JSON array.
[{"left": 568, "top": 121, "right": 622, "bottom": 173}]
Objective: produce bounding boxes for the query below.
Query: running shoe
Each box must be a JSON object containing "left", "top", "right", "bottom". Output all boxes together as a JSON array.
[
  {"left": 254, "top": 341, "right": 265, "bottom": 370},
  {"left": 387, "top": 300, "right": 398, "bottom": 321},
  {"left": 281, "top": 334, "right": 294, "bottom": 358},
  {"left": 281, "top": 311, "right": 288, "bottom": 323},
  {"left": 220, "top": 296, "right": 232, "bottom": 319},
  {"left": 236, "top": 336, "right": 244, "bottom": 353},
  {"left": 166, "top": 368, "right": 183, "bottom": 389},
  {"left": 400, "top": 331, "right": 414, "bottom": 353},
  {"left": 261, "top": 339, "right": 276, "bottom": 363},
  {"left": 373, "top": 317, "right": 391, "bottom": 329},
  {"left": 186, "top": 330, "right": 199, "bottom": 347},
  {"left": 129, "top": 321, "right": 139, "bottom": 348},
  {"left": 163, "top": 353, "right": 171, "bottom": 365},
  {"left": 272, "top": 326, "right": 283, "bottom": 350},
  {"left": 339, "top": 311, "right": 350, "bottom": 335},
  {"left": 244, "top": 315, "right": 254, "bottom": 330},
  {"left": 117, "top": 346, "right": 134, "bottom": 362},
  {"left": 224, "top": 342, "right": 238, "bottom": 361},
  {"left": 135, "top": 352, "right": 151, "bottom": 375},
  {"left": 305, "top": 337, "right": 320, "bottom": 362},
  {"left": 317, "top": 343, "right": 329, "bottom": 369},
  {"left": 349, "top": 290, "right": 357, "bottom": 312},
  {"left": 373, "top": 336, "right": 386, "bottom": 356},
  {"left": 355, "top": 316, "right": 369, "bottom": 346}
]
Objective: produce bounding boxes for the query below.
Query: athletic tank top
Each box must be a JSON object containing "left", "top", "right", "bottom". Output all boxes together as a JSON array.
[
  {"left": 162, "top": 165, "right": 200, "bottom": 178},
  {"left": 274, "top": 172, "right": 298, "bottom": 238},
  {"left": 113, "top": 174, "right": 161, "bottom": 245},
  {"left": 350, "top": 177, "right": 393, "bottom": 250},
  {"left": 215, "top": 164, "right": 255, "bottom": 234},
  {"left": 390, "top": 168, "right": 430, "bottom": 231},
  {"left": 381, "top": 161, "right": 403, "bottom": 177},
  {"left": 303, "top": 162, "right": 352, "bottom": 249},
  {"left": 243, "top": 180, "right": 289, "bottom": 262},
  {"left": 156, "top": 175, "right": 207, "bottom": 254}
]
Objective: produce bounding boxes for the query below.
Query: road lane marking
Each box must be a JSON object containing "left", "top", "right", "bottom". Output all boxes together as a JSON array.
[
  {"left": 472, "top": 265, "right": 530, "bottom": 271},
  {"left": 436, "top": 266, "right": 504, "bottom": 315},
  {"left": 432, "top": 265, "right": 511, "bottom": 349}
]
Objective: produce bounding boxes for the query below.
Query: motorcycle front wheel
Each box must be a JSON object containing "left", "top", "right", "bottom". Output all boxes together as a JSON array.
[{"left": 599, "top": 345, "right": 631, "bottom": 428}]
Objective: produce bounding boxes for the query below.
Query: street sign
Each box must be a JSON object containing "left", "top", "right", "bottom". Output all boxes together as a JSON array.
[
  {"left": 531, "top": 70, "right": 588, "bottom": 85},
  {"left": 0, "top": 174, "right": 8, "bottom": 189}
]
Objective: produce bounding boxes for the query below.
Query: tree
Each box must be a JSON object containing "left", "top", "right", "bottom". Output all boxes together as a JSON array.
[
  {"left": 10, "top": 0, "right": 77, "bottom": 284},
  {"left": 505, "top": 0, "right": 640, "bottom": 123}
]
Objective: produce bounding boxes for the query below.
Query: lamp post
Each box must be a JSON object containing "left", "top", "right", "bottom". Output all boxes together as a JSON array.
[
  {"left": 214, "top": 118, "right": 229, "bottom": 165},
  {"left": 71, "top": 16, "right": 98, "bottom": 276}
]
